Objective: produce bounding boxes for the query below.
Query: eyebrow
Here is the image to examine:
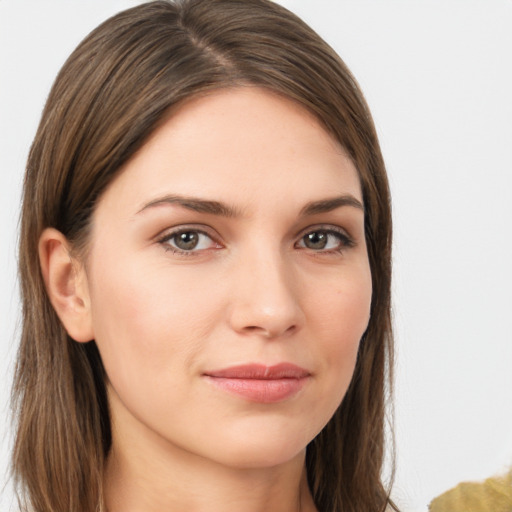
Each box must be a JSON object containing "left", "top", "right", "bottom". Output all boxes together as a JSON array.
[
  {"left": 299, "top": 195, "right": 364, "bottom": 216},
  {"left": 137, "top": 193, "right": 364, "bottom": 217},
  {"left": 137, "top": 194, "right": 243, "bottom": 217}
]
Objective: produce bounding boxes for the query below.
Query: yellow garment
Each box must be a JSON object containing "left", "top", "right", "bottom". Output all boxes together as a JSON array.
[{"left": 429, "top": 470, "right": 512, "bottom": 512}]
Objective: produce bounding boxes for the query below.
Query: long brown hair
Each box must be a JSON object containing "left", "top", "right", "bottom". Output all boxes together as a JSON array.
[{"left": 13, "top": 1, "right": 396, "bottom": 511}]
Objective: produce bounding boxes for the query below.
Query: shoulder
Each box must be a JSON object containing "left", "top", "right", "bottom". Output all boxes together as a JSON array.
[{"left": 428, "top": 470, "right": 512, "bottom": 512}]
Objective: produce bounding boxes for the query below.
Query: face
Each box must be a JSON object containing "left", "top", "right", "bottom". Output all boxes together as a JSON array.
[{"left": 84, "top": 87, "right": 372, "bottom": 469}]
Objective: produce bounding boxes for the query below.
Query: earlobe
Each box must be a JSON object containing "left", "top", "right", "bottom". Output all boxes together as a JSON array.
[{"left": 38, "top": 228, "right": 94, "bottom": 343}]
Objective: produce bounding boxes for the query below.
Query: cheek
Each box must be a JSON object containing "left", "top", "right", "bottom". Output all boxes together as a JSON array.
[
  {"left": 313, "top": 263, "right": 371, "bottom": 343},
  {"left": 86, "top": 254, "right": 219, "bottom": 391},
  {"left": 307, "top": 265, "right": 372, "bottom": 401}
]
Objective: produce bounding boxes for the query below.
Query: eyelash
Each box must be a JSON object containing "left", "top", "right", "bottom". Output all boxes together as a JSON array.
[
  {"left": 157, "top": 227, "right": 220, "bottom": 256},
  {"left": 295, "top": 226, "right": 355, "bottom": 254},
  {"left": 156, "top": 225, "right": 355, "bottom": 256}
]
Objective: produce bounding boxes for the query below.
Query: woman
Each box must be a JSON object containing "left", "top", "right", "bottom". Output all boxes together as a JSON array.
[{"left": 12, "top": 1, "right": 396, "bottom": 511}]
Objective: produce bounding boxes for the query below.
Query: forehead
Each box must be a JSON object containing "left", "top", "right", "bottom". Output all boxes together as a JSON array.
[{"left": 97, "top": 87, "right": 362, "bottom": 216}]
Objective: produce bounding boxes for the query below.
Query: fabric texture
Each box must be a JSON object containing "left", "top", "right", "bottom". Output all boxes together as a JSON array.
[{"left": 429, "top": 469, "right": 512, "bottom": 512}]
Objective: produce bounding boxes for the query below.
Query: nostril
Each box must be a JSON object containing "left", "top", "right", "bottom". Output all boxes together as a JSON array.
[
  {"left": 242, "top": 324, "right": 297, "bottom": 338},
  {"left": 243, "top": 325, "right": 269, "bottom": 334},
  {"left": 242, "top": 326, "right": 259, "bottom": 333}
]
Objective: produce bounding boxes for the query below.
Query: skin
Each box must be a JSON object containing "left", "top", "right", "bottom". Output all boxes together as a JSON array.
[{"left": 40, "top": 87, "right": 372, "bottom": 512}]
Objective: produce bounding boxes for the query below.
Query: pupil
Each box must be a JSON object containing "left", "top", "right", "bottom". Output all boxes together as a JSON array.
[
  {"left": 305, "top": 231, "right": 327, "bottom": 249},
  {"left": 175, "top": 231, "right": 199, "bottom": 250}
]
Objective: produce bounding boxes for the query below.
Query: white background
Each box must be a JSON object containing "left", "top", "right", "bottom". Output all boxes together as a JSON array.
[{"left": 1, "top": 1, "right": 511, "bottom": 511}]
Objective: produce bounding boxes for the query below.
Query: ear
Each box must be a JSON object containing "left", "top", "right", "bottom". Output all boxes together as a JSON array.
[{"left": 38, "top": 228, "right": 94, "bottom": 343}]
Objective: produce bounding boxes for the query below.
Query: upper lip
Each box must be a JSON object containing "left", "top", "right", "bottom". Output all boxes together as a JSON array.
[{"left": 204, "top": 363, "right": 310, "bottom": 379}]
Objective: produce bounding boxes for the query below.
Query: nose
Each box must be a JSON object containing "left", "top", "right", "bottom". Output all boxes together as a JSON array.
[{"left": 227, "top": 247, "right": 304, "bottom": 339}]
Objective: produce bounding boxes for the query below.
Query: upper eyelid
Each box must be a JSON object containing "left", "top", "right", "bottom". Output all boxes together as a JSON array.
[
  {"left": 156, "top": 227, "right": 221, "bottom": 255},
  {"left": 155, "top": 224, "right": 219, "bottom": 241},
  {"left": 295, "top": 223, "right": 353, "bottom": 240},
  {"left": 154, "top": 223, "right": 355, "bottom": 246}
]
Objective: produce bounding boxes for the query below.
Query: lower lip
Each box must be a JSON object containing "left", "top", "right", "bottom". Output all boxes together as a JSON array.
[{"left": 205, "top": 376, "right": 309, "bottom": 403}]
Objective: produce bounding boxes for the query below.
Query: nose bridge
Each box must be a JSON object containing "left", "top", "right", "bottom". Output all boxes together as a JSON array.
[{"left": 228, "top": 240, "right": 302, "bottom": 338}]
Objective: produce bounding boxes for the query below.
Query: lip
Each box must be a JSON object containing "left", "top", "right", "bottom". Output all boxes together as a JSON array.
[{"left": 203, "top": 363, "right": 311, "bottom": 403}]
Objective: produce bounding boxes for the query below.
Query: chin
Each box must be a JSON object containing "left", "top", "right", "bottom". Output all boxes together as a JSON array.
[{"left": 205, "top": 427, "right": 313, "bottom": 470}]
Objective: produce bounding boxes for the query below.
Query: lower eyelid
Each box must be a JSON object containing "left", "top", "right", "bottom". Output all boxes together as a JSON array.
[
  {"left": 298, "top": 228, "right": 354, "bottom": 244},
  {"left": 157, "top": 227, "right": 228, "bottom": 257},
  {"left": 156, "top": 225, "right": 355, "bottom": 254}
]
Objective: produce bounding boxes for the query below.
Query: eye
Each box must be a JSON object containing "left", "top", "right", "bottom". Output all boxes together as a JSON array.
[
  {"left": 296, "top": 228, "right": 354, "bottom": 253},
  {"left": 158, "top": 228, "right": 220, "bottom": 254}
]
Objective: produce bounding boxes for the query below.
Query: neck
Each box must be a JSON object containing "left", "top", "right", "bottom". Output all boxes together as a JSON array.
[
  {"left": 104, "top": 392, "right": 317, "bottom": 512},
  {"left": 105, "top": 441, "right": 316, "bottom": 512}
]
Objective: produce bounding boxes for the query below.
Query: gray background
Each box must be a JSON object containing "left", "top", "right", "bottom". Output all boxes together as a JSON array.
[{"left": 1, "top": 1, "right": 511, "bottom": 510}]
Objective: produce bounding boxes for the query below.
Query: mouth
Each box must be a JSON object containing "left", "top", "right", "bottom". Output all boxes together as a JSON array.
[{"left": 203, "top": 363, "right": 311, "bottom": 403}]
